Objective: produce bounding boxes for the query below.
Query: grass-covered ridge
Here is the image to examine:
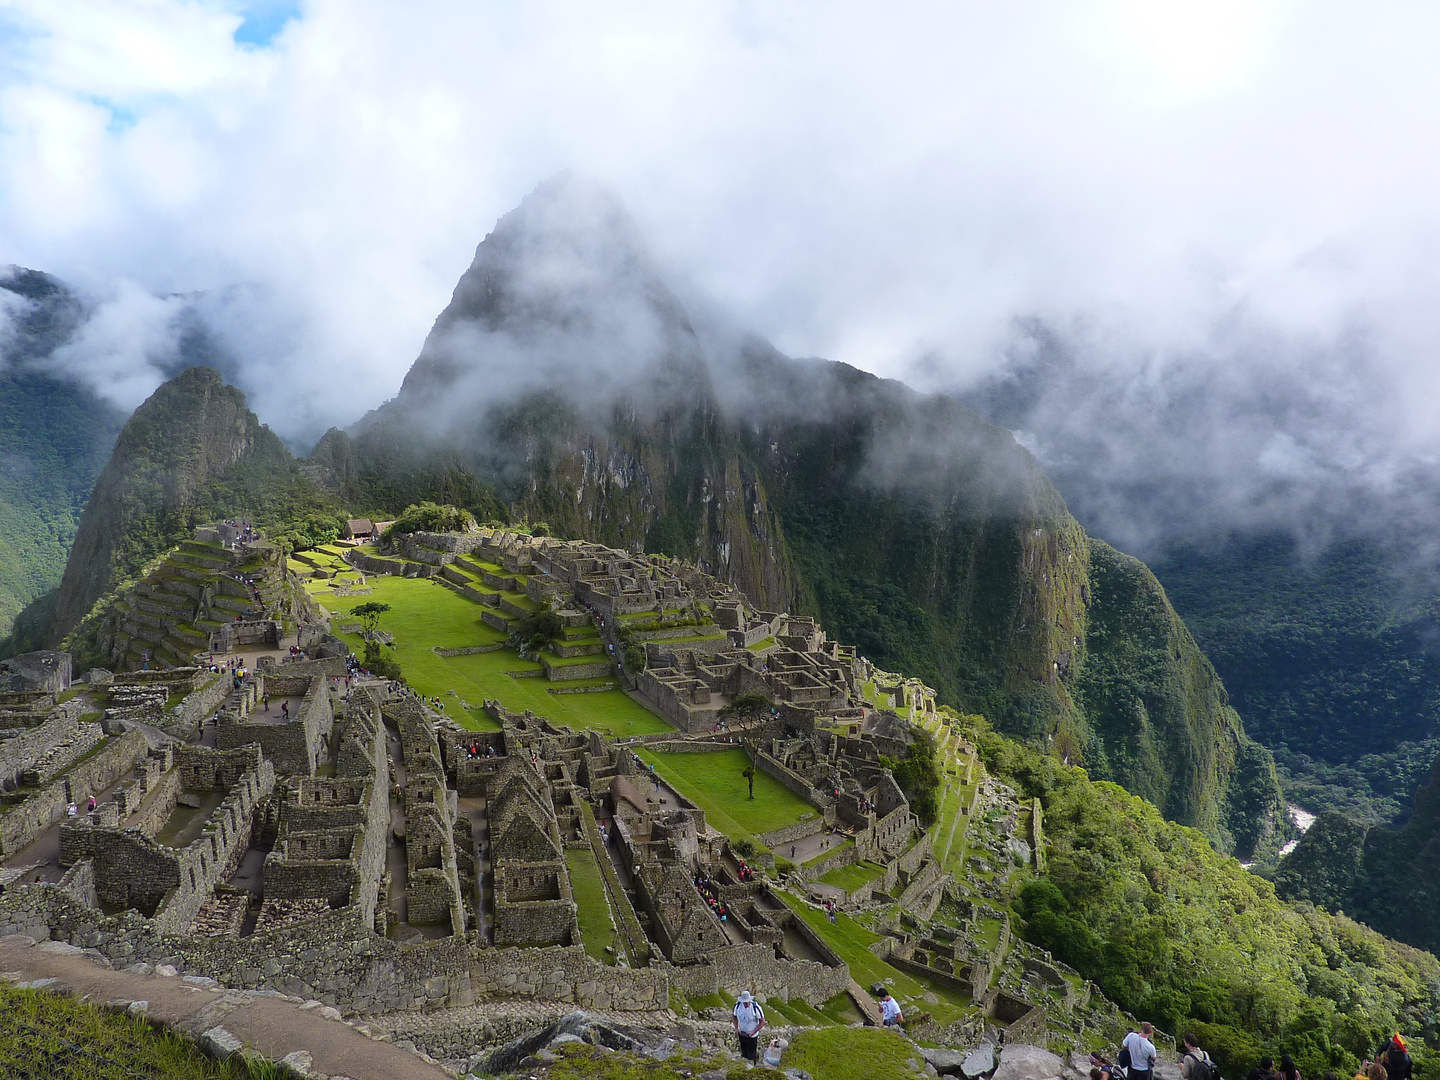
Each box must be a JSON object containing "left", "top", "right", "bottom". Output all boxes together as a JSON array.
[{"left": 977, "top": 717, "right": 1440, "bottom": 1080}]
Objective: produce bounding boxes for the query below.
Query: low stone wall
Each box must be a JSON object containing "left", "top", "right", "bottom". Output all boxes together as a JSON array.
[
  {"left": 754, "top": 750, "right": 828, "bottom": 809},
  {"left": 433, "top": 645, "right": 505, "bottom": 657},
  {"left": 657, "top": 942, "right": 849, "bottom": 1006}
]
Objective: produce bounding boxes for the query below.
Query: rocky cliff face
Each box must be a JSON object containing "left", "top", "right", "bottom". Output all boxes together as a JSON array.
[{"left": 336, "top": 174, "right": 1285, "bottom": 856}]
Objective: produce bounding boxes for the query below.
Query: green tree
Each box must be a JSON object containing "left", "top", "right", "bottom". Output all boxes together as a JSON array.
[
  {"left": 381, "top": 501, "right": 477, "bottom": 540},
  {"left": 507, "top": 606, "right": 563, "bottom": 660},
  {"left": 351, "top": 602, "right": 391, "bottom": 635}
]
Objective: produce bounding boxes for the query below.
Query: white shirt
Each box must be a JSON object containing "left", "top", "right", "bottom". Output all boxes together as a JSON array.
[
  {"left": 1124, "top": 1033, "right": 1158, "bottom": 1073},
  {"left": 734, "top": 1000, "right": 764, "bottom": 1035},
  {"left": 881, "top": 998, "right": 903, "bottom": 1022}
]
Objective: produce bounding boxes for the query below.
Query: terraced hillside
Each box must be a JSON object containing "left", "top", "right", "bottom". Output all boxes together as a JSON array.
[
  {"left": 88, "top": 541, "right": 290, "bottom": 670},
  {"left": 302, "top": 549, "right": 669, "bottom": 736}
]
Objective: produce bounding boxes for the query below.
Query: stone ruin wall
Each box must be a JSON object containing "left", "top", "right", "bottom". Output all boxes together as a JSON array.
[
  {"left": 58, "top": 746, "right": 276, "bottom": 934},
  {"left": 0, "top": 702, "right": 86, "bottom": 790},
  {"left": 216, "top": 674, "right": 332, "bottom": 776},
  {"left": 0, "top": 728, "right": 151, "bottom": 857},
  {"left": 0, "top": 886, "right": 669, "bottom": 1016}
]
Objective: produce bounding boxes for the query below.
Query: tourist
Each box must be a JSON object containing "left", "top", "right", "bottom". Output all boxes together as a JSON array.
[
  {"left": 1090, "top": 1052, "right": 1117, "bottom": 1080},
  {"left": 1381, "top": 1036, "right": 1412, "bottom": 1080},
  {"left": 879, "top": 989, "right": 903, "bottom": 1028},
  {"left": 1181, "top": 1035, "right": 1216, "bottom": 1080},
  {"left": 1280, "top": 1055, "right": 1302, "bottom": 1080},
  {"left": 86, "top": 795, "right": 96, "bottom": 813},
  {"left": 66, "top": 803, "right": 78, "bottom": 817},
  {"left": 1251, "top": 1055, "right": 1280, "bottom": 1080},
  {"left": 1124, "top": 1024, "right": 1158, "bottom": 1080},
  {"left": 732, "top": 990, "right": 766, "bottom": 1064}
]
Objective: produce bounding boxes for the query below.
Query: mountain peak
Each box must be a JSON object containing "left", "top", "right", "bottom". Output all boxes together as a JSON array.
[{"left": 381, "top": 174, "right": 709, "bottom": 434}]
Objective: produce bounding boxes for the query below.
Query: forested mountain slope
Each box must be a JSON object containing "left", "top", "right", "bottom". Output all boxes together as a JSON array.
[
  {"left": 10, "top": 366, "right": 336, "bottom": 652},
  {"left": 0, "top": 270, "right": 126, "bottom": 639}
]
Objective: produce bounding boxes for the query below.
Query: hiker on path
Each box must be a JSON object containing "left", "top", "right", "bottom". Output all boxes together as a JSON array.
[
  {"left": 1124, "top": 1023, "right": 1158, "bottom": 1080},
  {"left": 879, "top": 989, "right": 903, "bottom": 1027},
  {"left": 733, "top": 990, "right": 766, "bottom": 1065},
  {"left": 1181, "top": 1034, "right": 1216, "bottom": 1080}
]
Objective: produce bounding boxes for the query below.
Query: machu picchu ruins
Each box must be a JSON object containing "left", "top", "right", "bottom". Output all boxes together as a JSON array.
[{"left": 0, "top": 516, "right": 1156, "bottom": 1078}]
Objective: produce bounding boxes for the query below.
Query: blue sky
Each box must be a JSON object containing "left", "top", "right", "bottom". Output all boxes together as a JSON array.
[{"left": 233, "top": 1, "right": 300, "bottom": 48}]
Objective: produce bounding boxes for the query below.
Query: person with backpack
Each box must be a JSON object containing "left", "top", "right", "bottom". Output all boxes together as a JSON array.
[
  {"left": 1124, "top": 1023, "right": 1159, "bottom": 1080},
  {"left": 1381, "top": 1035, "right": 1412, "bottom": 1080},
  {"left": 732, "top": 990, "right": 766, "bottom": 1066},
  {"left": 1182, "top": 1034, "right": 1217, "bottom": 1080}
]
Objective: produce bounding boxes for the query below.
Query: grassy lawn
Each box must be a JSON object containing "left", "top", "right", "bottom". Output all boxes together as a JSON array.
[
  {"left": 779, "top": 893, "right": 972, "bottom": 1024},
  {"left": 0, "top": 980, "right": 273, "bottom": 1078},
  {"left": 634, "top": 748, "right": 815, "bottom": 847},
  {"left": 566, "top": 846, "right": 616, "bottom": 965},
  {"left": 312, "top": 574, "right": 669, "bottom": 737},
  {"left": 818, "top": 859, "right": 887, "bottom": 892},
  {"left": 784, "top": 1027, "right": 918, "bottom": 1080}
]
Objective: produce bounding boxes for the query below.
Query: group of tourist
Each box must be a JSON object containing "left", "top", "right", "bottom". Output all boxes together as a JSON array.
[
  {"left": 823, "top": 897, "right": 839, "bottom": 923},
  {"left": 463, "top": 741, "right": 497, "bottom": 759},
  {"left": 734, "top": 857, "right": 756, "bottom": 882},
  {"left": 692, "top": 871, "right": 732, "bottom": 924},
  {"left": 1087, "top": 1026, "right": 1415, "bottom": 1080}
]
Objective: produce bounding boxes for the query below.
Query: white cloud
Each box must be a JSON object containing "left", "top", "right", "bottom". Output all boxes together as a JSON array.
[{"left": 2, "top": 0, "right": 1440, "bottom": 543}]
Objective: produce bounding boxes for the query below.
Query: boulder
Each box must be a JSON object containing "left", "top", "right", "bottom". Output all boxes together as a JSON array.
[
  {"left": 126, "top": 1000, "right": 149, "bottom": 1017},
  {"left": 922, "top": 1046, "right": 973, "bottom": 1075},
  {"left": 993, "top": 1044, "right": 1066, "bottom": 1080},
  {"left": 963, "top": 1044, "right": 997, "bottom": 1077}
]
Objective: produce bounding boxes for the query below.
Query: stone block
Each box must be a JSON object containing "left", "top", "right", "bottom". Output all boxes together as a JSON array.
[{"left": 199, "top": 1026, "right": 244, "bottom": 1060}]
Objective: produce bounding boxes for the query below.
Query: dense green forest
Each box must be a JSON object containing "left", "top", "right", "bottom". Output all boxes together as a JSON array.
[
  {"left": 0, "top": 272, "right": 126, "bottom": 637},
  {"left": 1151, "top": 533, "right": 1440, "bottom": 825},
  {"left": 971, "top": 712, "right": 1440, "bottom": 1080}
]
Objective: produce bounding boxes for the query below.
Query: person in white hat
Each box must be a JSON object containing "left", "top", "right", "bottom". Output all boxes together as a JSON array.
[{"left": 733, "top": 990, "right": 766, "bottom": 1064}]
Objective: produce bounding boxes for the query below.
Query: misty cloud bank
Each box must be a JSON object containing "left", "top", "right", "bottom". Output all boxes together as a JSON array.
[{"left": 6, "top": 2, "right": 1440, "bottom": 549}]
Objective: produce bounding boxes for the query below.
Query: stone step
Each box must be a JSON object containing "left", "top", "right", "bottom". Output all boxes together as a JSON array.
[{"left": 847, "top": 979, "right": 884, "bottom": 1026}]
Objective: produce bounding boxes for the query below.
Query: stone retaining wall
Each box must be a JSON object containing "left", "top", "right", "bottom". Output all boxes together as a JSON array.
[
  {"left": 0, "top": 888, "right": 669, "bottom": 1017},
  {"left": 656, "top": 941, "right": 849, "bottom": 1006},
  {"left": 757, "top": 814, "right": 829, "bottom": 849},
  {"left": 165, "top": 672, "right": 229, "bottom": 740}
]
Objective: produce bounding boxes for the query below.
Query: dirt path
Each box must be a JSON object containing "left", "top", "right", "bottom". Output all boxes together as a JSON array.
[{"left": 0, "top": 935, "right": 450, "bottom": 1080}]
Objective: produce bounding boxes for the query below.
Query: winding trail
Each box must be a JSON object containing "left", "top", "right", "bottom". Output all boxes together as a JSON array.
[{"left": 0, "top": 935, "right": 450, "bottom": 1080}]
